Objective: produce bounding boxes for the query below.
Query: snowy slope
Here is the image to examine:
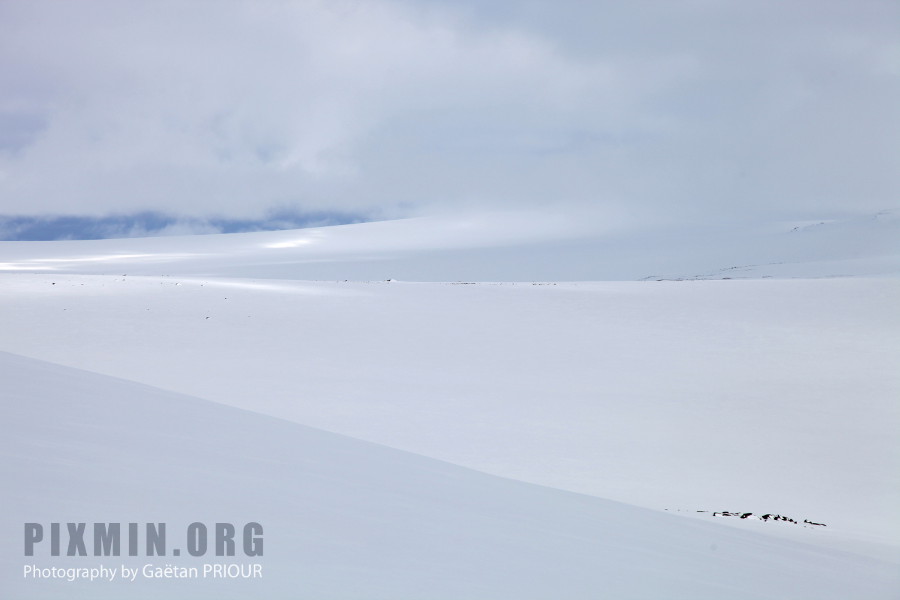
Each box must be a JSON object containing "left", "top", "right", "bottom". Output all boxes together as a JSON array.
[
  {"left": 2, "top": 351, "right": 898, "bottom": 599},
  {"left": 1, "top": 213, "right": 899, "bottom": 597},
  {"left": 1, "top": 210, "right": 897, "bottom": 280},
  {"left": 1, "top": 271, "right": 897, "bottom": 554}
]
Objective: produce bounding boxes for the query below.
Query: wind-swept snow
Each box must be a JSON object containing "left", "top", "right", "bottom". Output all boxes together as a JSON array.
[
  {"left": 2, "top": 352, "right": 898, "bottom": 599},
  {"left": 1, "top": 273, "right": 897, "bottom": 553},
  {"left": 1, "top": 214, "right": 898, "bottom": 597},
  {"left": 0, "top": 210, "right": 897, "bottom": 280}
]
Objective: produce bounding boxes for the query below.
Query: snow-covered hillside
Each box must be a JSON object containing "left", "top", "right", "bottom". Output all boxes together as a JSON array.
[
  {"left": 2, "top": 272, "right": 898, "bottom": 549},
  {"left": 1, "top": 213, "right": 898, "bottom": 597},
  {"left": 2, "top": 352, "right": 898, "bottom": 599},
  {"left": 1, "top": 210, "right": 897, "bottom": 280}
]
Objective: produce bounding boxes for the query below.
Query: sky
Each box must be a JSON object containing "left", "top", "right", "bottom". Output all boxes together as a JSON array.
[{"left": 0, "top": 0, "right": 898, "bottom": 237}]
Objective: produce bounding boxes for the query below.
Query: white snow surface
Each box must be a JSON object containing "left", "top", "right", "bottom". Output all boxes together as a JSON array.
[
  {"left": 1, "top": 212, "right": 899, "bottom": 597},
  {"left": 0, "top": 210, "right": 897, "bottom": 280},
  {"left": 2, "top": 352, "right": 898, "bottom": 599}
]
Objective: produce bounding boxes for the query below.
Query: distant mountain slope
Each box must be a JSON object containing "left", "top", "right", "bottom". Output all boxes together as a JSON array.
[
  {"left": 0, "top": 210, "right": 896, "bottom": 280},
  {"left": 2, "top": 351, "right": 897, "bottom": 599}
]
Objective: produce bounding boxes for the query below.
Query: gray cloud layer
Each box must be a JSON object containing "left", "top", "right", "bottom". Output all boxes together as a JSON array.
[{"left": 1, "top": 0, "right": 897, "bottom": 224}]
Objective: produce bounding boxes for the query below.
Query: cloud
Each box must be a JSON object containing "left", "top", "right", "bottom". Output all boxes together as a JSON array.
[{"left": 0, "top": 0, "right": 897, "bottom": 227}]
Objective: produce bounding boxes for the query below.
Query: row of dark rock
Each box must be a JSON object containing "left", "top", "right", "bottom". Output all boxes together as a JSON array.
[{"left": 697, "top": 510, "right": 826, "bottom": 526}]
